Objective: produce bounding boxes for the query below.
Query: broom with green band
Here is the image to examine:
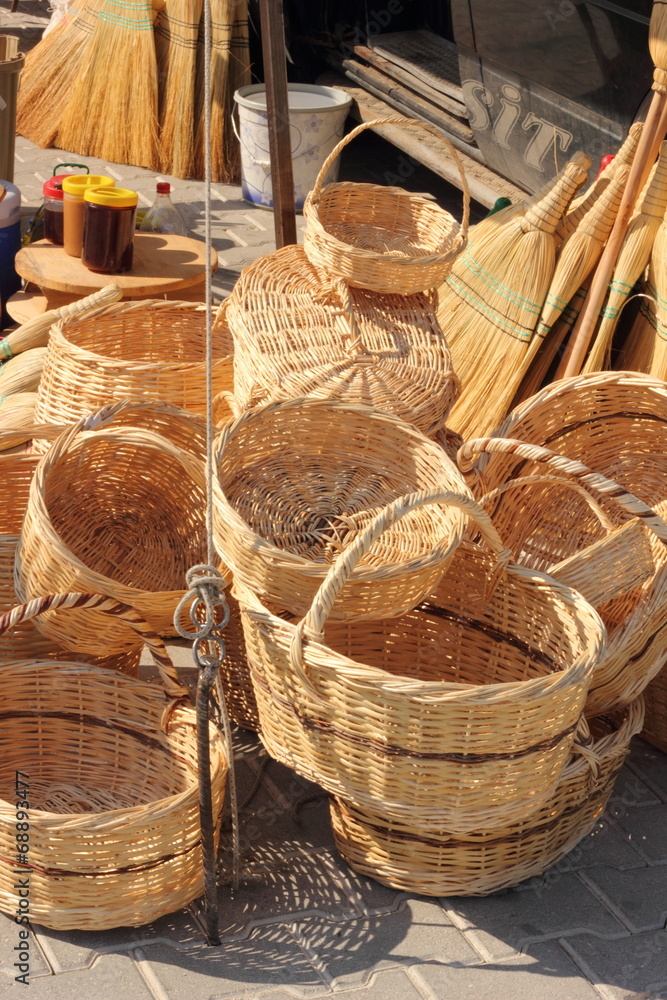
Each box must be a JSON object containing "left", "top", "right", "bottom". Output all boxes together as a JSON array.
[
  {"left": 57, "top": 0, "right": 160, "bottom": 169},
  {"left": 582, "top": 141, "right": 667, "bottom": 372},
  {"left": 437, "top": 151, "right": 590, "bottom": 440},
  {"left": 619, "top": 215, "right": 667, "bottom": 376},
  {"left": 155, "top": 0, "right": 203, "bottom": 177}
]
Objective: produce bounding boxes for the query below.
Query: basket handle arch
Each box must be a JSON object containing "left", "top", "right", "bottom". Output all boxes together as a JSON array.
[
  {"left": 458, "top": 437, "right": 667, "bottom": 547},
  {"left": 477, "top": 474, "right": 617, "bottom": 533},
  {"left": 288, "top": 489, "right": 512, "bottom": 698},
  {"left": 308, "top": 117, "right": 471, "bottom": 240},
  {"left": 0, "top": 592, "right": 191, "bottom": 725}
]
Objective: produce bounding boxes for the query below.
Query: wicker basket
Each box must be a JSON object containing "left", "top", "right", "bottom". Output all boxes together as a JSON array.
[
  {"left": 17, "top": 413, "right": 208, "bottom": 656},
  {"left": 33, "top": 299, "right": 234, "bottom": 451},
  {"left": 330, "top": 699, "right": 644, "bottom": 896},
  {"left": 0, "top": 592, "right": 227, "bottom": 930},
  {"left": 214, "top": 398, "right": 473, "bottom": 621},
  {"left": 302, "top": 118, "right": 469, "bottom": 295},
  {"left": 459, "top": 370, "right": 667, "bottom": 715},
  {"left": 237, "top": 488, "right": 604, "bottom": 833},
  {"left": 226, "top": 244, "right": 460, "bottom": 437},
  {"left": 642, "top": 666, "right": 667, "bottom": 753}
]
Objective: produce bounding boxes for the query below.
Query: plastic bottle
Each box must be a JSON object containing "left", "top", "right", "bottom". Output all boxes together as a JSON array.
[{"left": 139, "top": 182, "right": 187, "bottom": 236}]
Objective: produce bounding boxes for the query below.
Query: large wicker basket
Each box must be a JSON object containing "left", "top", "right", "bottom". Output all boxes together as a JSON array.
[
  {"left": 17, "top": 410, "right": 208, "bottom": 656},
  {"left": 237, "top": 489, "right": 605, "bottom": 833},
  {"left": 213, "top": 398, "right": 473, "bottom": 621},
  {"left": 0, "top": 592, "right": 227, "bottom": 930},
  {"left": 330, "top": 699, "right": 644, "bottom": 896},
  {"left": 225, "top": 244, "right": 460, "bottom": 437},
  {"left": 302, "top": 118, "right": 469, "bottom": 295},
  {"left": 33, "top": 299, "right": 234, "bottom": 450},
  {"left": 459, "top": 371, "right": 667, "bottom": 715},
  {"left": 642, "top": 667, "right": 667, "bottom": 753}
]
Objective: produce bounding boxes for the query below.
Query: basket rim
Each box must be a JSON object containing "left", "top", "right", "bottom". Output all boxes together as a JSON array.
[{"left": 49, "top": 326, "right": 232, "bottom": 371}]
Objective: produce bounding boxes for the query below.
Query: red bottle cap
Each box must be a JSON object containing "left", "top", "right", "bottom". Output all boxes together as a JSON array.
[
  {"left": 596, "top": 154, "right": 615, "bottom": 179},
  {"left": 43, "top": 175, "right": 72, "bottom": 199},
  {"left": 156, "top": 182, "right": 171, "bottom": 194}
]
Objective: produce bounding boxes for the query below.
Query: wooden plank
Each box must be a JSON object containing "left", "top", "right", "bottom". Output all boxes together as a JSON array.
[
  {"left": 354, "top": 45, "right": 469, "bottom": 121},
  {"left": 343, "top": 59, "right": 474, "bottom": 143},
  {"left": 370, "top": 31, "right": 464, "bottom": 103},
  {"left": 258, "top": 0, "right": 297, "bottom": 248},
  {"left": 317, "top": 72, "right": 529, "bottom": 209}
]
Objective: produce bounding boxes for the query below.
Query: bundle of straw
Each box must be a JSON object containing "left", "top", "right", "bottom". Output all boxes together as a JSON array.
[
  {"left": 0, "top": 285, "right": 122, "bottom": 361},
  {"left": 583, "top": 142, "right": 667, "bottom": 372},
  {"left": 193, "top": 0, "right": 250, "bottom": 182},
  {"left": 620, "top": 228, "right": 667, "bottom": 376},
  {"left": 57, "top": 0, "right": 160, "bottom": 169},
  {"left": 155, "top": 0, "right": 203, "bottom": 177},
  {"left": 0, "top": 349, "right": 47, "bottom": 397},
  {"left": 436, "top": 151, "right": 590, "bottom": 439},
  {"left": 0, "top": 394, "right": 37, "bottom": 451},
  {"left": 16, "top": 0, "right": 103, "bottom": 147}
]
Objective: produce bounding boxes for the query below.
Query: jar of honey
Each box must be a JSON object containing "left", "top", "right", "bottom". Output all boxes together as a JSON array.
[
  {"left": 42, "top": 175, "right": 73, "bottom": 245},
  {"left": 82, "top": 187, "right": 138, "bottom": 274},
  {"left": 62, "top": 174, "right": 115, "bottom": 257}
]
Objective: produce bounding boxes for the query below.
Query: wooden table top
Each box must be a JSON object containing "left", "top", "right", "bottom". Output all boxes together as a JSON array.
[{"left": 15, "top": 234, "right": 218, "bottom": 297}]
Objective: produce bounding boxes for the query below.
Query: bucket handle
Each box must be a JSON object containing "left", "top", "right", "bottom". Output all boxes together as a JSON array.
[{"left": 231, "top": 106, "right": 271, "bottom": 168}]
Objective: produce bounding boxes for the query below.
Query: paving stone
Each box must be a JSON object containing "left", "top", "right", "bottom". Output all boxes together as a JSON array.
[
  {"left": 256, "top": 968, "right": 426, "bottom": 1000},
  {"left": 563, "top": 929, "right": 667, "bottom": 998},
  {"left": 413, "top": 939, "right": 601, "bottom": 1000},
  {"left": 582, "top": 867, "right": 667, "bottom": 932},
  {"left": 296, "top": 901, "right": 479, "bottom": 988},
  {"left": 611, "top": 804, "right": 667, "bottom": 863},
  {"left": 1, "top": 952, "right": 155, "bottom": 995},
  {"left": 441, "top": 873, "right": 626, "bottom": 960},
  {"left": 138, "top": 924, "right": 328, "bottom": 998},
  {"left": 607, "top": 765, "right": 662, "bottom": 809},
  {"left": 0, "top": 912, "right": 50, "bottom": 979},
  {"left": 626, "top": 741, "right": 667, "bottom": 802},
  {"left": 327, "top": 867, "right": 409, "bottom": 917}
]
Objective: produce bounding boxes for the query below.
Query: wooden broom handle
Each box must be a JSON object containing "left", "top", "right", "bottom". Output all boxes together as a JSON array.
[{"left": 558, "top": 91, "right": 667, "bottom": 378}]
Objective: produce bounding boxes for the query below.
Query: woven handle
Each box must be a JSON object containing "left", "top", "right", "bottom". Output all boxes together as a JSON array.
[
  {"left": 478, "top": 474, "right": 616, "bottom": 533},
  {"left": 458, "top": 437, "right": 667, "bottom": 545},
  {"left": 310, "top": 117, "right": 471, "bottom": 237},
  {"left": 0, "top": 593, "right": 190, "bottom": 710}
]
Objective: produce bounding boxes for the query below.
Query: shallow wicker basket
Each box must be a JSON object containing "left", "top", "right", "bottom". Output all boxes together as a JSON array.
[
  {"left": 17, "top": 410, "right": 208, "bottom": 656},
  {"left": 0, "top": 593, "right": 227, "bottom": 931},
  {"left": 225, "top": 244, "right": 460, "bottom": 437},
  {"left": 459, "top": 371, "right": 667, "bottom": 715},
  {"left": 302, "top": 118, "right": 469, "bottom": 295},
  {"left": 330, "top": 698, "right": 644, "bottom": 896},
  {"left": 33, "top": 299, "right": 234, "bottom": 451},
  {"left": 214, "top": 398, "right": 473, "bottom": 621},
  {"left": 237, "top": 488, "right": 604, "bottom": 833}
]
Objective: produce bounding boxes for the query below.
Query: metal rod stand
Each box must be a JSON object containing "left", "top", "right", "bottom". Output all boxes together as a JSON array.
[{"left": 196, "top": 654, "right": 222, "bottom": 946}]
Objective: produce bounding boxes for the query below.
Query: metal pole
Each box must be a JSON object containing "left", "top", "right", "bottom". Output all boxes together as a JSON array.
[
  {"left": 196, "top": 655, "right": 222, "bottom": 946},
  {"left": 258, "top": 0, "right": 298, "bottom": 248}
]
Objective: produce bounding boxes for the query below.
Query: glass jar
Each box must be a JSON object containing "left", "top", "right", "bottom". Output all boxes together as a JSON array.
[
  {"left": 62, "top": 174, "right": 115, "bottom": 258},
  {"left": 82, "top": 187, "right": 138, "bottom": 274},
  {"left": 42, "top": 175, "right": 73, "bottom": 246}
]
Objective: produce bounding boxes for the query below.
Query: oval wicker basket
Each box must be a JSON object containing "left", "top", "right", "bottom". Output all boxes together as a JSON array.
[
  {"left": 330, "top": 699, "right": 644, "bottom": 896},
  {"left": 237, "top": 489, "right": 605, "bottom": 833},
  {"left": 459, "top": 370, "right": 667, "bottom": 715},
  {"left": 214, "top": 398, "right": 473, "bottom": 621},
  {"left": 225, "top": 244, "right": 460, "bottom": 437},
  {"left": 302, "top": 118, "right": 470, "bottom": 295},
  {"left": 33, "top": 299, "right": 234, "bottom": 451},
  {"left": 17, "top": 412, "right": 208, "bottom": 656},
  {"left": 0, "top": 593, "right": 227, "bottom": 930}
]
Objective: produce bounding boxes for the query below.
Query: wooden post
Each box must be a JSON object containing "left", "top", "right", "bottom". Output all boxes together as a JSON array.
[{"left": 258, "top": 0, "right": 297, "bottom": 248}]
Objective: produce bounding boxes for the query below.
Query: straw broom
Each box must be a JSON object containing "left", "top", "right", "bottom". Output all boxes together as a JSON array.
[
  {"left": 57, "top": 0, "right": 160, "bottom": 170},
  {"left": 583, "top": 141, "right": 667, "bottom": 372},
  {"left": 155, "top": 0, "right": 203, "bottom": 177},
  {"left": 620, "top": 217, "right": 667, "bottom": 376},
  {"left": 437, "top": 151, "right": 591, "bottom": 439},
  {"left": 16, "top": 0, "right": 103, "bottom": 147},
  {"left": 0, "top": 394, "right": 37, "bottom": 451},
  {"left": 617, "top": 271, "right": 660, "bottom": 373},
  {"left": 0, "top": 349, "right": 47, "bottom": 397}
]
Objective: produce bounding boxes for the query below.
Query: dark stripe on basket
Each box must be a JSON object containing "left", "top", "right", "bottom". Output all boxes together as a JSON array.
[
  {"left": 588, "top": 620, "right": 667, "bottom": 694},
  {"left": 250, "top": 666, "right": 579, "bottom": 763},
  {"left": 3, "top": 840, "right": 200, "bottom": 878},
  {"left": 0, "top": 711, "right": 172, "bottom": 753}
]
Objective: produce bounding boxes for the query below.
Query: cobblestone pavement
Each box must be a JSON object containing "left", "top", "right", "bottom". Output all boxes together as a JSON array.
[{"left": 3, "top": 3, "right": 667, "bottom": 999}]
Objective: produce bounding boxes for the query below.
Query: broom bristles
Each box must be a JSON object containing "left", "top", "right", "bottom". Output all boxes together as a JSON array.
[
  {"left": 156, "top": 0, "right": 203, "bottom": 177},
  {"left": 0, "top": 394, "right": 38, "bottom": 451},
  {"left": 0, "top": 349, "right": 47, "bottom": 397},
  {"left": 650, "top": 0, "right": 667, "bottom": 78},
  {"left": 618, "top": 276, "right": 659, "bottom": 373}
]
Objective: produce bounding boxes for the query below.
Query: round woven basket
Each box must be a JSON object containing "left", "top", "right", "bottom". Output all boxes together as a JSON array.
[
  {"left": 459, "top": 371, "right": 667, "bottom": 715},
  {"left": 17, "top": 412, "right": 208, "bottom": 656},
  {"left": 302, "top": 118, "right": 469, "bottom": 295},
  {"left": 225, "top": 244, "right": 459, "bottom": 437},
  {"left": 642, "top": 666, "right": 667, "bottom": 753},
  {"left": 214, "top": 398, "right": 473, "bottom": 621},
  {"left": 237, "top": 489, "right": 604, "bottom": 833},
  {"left": 0, "top": 593, "right": 227, "bottom": 930},
  {"left": 330, "top": 698, "right": 644, "bottom": 896},
  {"left": 33, "top": 299, "right": 234, "bottom": 452}
]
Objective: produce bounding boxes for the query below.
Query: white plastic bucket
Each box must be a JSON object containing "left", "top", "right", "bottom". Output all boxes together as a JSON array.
[{"left": 233, "top": 83, "right": 352, "bottom": 211}]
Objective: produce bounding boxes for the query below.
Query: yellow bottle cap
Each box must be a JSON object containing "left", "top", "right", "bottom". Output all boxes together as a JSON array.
[
  {"left": 84, "top": 187, "right": 139, "bottom": 209},
  {"left": 61, "top": 175, "right": 115, "bottom": 197}
]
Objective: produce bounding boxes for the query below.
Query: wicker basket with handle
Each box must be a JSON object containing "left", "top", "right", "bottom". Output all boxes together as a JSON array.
[
  {"left": 0, "top": 592, "right": 227, "bottom": 930},
  {"left": 213, "top": 398, "right": 473, "bottom": 622},
  {"left": 642, "top": 667, "right": 667, "bottom": 753},
  {"left": 236, "top": 488, "right": 605, "bottom": 833},
  {"left": 330, "top": 699, "right": 644, "bottom": 896},
  {"left": 302, "top": 118, "right": 469, "bottom": 294}
]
